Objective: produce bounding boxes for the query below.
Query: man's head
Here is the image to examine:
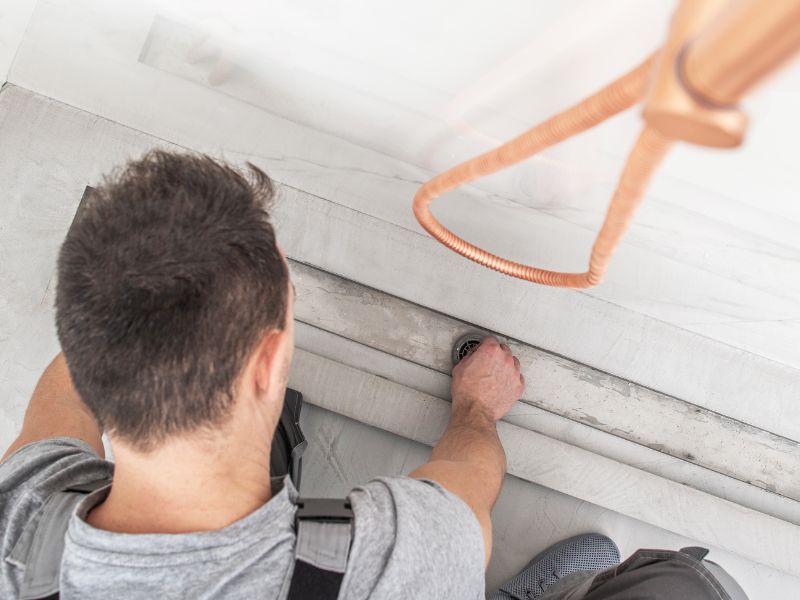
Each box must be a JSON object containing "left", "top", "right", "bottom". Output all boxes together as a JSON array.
[{"left": 55, "top": 151, "right": 292, "bottom": 451}]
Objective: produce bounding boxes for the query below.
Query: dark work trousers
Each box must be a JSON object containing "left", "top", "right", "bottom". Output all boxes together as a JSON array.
[{"left": 529, "top": 548, "right": 748, "bottom": 600}]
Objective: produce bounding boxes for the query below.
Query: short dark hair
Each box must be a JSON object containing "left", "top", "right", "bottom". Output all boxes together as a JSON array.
[{"left": 56, "top": 151, "right": 289, "bottom": 450}]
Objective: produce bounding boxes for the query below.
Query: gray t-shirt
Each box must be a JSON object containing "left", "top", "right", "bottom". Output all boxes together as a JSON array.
[{"left": 0, "top": 437, "right": 485, "bottom": 599}]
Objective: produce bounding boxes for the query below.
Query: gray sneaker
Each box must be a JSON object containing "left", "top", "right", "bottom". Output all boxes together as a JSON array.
[{"left": 489, "top": 533, "right": 620, "bottom": 599}]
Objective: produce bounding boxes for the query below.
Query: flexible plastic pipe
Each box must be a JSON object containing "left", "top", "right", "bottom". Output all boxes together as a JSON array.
[
  {"left": 412, "top": 54, "right": 671, "bottom": 288},
  {"left": 413, "top": 0, "right": 799, "bottom": 287}
]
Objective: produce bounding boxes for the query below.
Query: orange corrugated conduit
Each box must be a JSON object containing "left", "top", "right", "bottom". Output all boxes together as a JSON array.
[
  {"left": 413, "top": 0, "right": 800, "bottom": 288},
  {"left": 412, "top": 55, "right": 669, "bottom": 288}
]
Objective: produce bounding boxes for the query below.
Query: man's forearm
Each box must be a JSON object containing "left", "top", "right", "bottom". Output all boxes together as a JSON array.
[
  {"left": 410, "top": 337, "right": 523, "bottom": 565},
  {"left": 428, "top": 407, "right": 507, "bottom": 511},
  {"left": 2, "top": 354, "right": 104, "bottom": 461}
]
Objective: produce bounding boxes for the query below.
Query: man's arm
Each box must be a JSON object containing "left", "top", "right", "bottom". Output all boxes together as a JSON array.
[
  {"left": 2, "top": 353, "right": 104, "bottom": 461},
  {"left": 410, "top": 337, "right": 524, "bottom": 566}
]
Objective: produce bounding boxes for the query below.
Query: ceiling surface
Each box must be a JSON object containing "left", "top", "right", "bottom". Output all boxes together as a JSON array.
[
  {"left": 3, "top": 0, "right": 800, "bottom": 372},
  {"left": 141, "top": 0, "right": 800, "bottom": 369}
]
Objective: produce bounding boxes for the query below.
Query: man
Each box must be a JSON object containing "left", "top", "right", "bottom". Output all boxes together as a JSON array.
[{"left": 1, "top": 152, "right": 748, "bottom": 599}]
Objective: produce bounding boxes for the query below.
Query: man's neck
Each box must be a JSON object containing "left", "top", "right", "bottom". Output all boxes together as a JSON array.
[{"left": 88, "top": 424, "right": 274, "bottom": 534}]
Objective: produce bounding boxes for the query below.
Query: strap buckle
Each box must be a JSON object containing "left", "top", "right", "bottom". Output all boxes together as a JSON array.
[
  {"left": 294, "top": 498, "right": 353, "bottom": 528},
  {"left": 288, "top": 498, "right": 354, "bottom": 599}
]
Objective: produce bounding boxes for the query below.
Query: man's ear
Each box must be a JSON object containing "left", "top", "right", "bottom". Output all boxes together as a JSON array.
[{"left": 250, "top": 329, "right": 285, "bottom": 397}]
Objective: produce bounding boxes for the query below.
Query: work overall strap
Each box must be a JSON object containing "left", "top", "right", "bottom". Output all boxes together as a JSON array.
[
  {"left": 15, "top": 480, "right": 110, "bottom": 600},
  {"left": 287, "top": 498, "right": 354, "bottom": 600},
  {"left": 18, "top": 485, "right": 353, "bottom": 600}
]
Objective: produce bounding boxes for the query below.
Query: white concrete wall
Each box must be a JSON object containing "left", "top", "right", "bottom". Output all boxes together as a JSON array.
[
  {"left": 0, "top": 0, "right": 38, "bottom": 82},
  {"left": 1, "top": 85, "right": 799, "bottom": 596}
]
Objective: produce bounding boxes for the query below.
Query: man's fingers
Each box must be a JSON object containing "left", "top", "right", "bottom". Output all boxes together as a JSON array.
[{"left": 480, "top": 336, "right": 499, "bottom": 350}]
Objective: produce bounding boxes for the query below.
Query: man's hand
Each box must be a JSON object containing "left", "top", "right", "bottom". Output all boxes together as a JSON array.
[
  {"left": 411, "top": 336, "right": 524, "bottom": 566},
  {"left": 451, "top": 337, "right": 525, "bottom": 423}
]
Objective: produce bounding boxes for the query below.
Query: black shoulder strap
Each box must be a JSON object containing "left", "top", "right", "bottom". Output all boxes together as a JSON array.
[
  {"left": 272, "top": 388, "right": 308, "bottom": 489},
  {"left": 287, "top": 498, "right": 354, "bottom": 600}
]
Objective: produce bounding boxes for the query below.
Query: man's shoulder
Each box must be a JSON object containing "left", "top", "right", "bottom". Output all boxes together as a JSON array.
[
  {"left": 0, "top": 437, "right": 113, "bottom": 598},
  {"left": 0, "top": 437, "right": 112, "bottom": 501},
  {"left": 349, "top": 475, "right": 482, "bottom": 526},
  {"left": 343, "top": 477, "right": 486, "bottom": 599}
]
